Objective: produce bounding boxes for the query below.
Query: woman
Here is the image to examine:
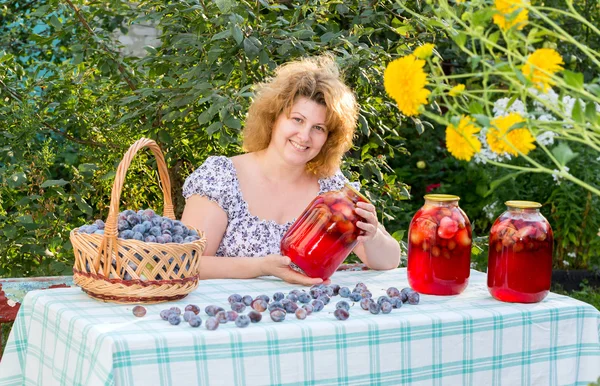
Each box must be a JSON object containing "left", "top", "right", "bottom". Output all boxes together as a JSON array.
[{"left": 181, "top": 55, "right": 400, "bottom": 286}]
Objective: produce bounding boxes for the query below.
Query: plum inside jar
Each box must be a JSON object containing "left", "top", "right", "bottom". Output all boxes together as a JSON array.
[
  {"left": 280, "top": 184, "right": 369, "bottom": 280},
  {"left": 487, "top": 201, "right": 553, "bottom": 303},
  {"left": 407, "top": 194, "right": 472, "bottom": 295}
]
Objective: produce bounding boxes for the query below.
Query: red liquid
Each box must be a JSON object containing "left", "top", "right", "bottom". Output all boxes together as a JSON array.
[
  {"left": 407, "top": 204, "right": 472, "bottom": 295},
  {"left": 281, "top": 188, "right": 366, "bottom": 280},
  {"left": 487, "top": 216, "right": 553, "bottom": 303}
]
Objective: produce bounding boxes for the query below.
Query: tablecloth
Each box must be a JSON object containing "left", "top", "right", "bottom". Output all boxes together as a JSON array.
[{"left": 0, "top": 269, "right": 599, "bottom": 385}]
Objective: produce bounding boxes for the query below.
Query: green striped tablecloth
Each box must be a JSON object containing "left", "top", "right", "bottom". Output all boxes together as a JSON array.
[{"left": 0, "top": 269, "right": 598, "bottom": 386}]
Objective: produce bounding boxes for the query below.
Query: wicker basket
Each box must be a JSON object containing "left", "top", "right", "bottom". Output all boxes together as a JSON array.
[{"left": 71, "top": 138, "right": 206, "bottom": 304}]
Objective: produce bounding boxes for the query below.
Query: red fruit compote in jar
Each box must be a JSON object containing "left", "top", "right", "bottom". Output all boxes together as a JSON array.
[
  {"left": 280, "top": 183, "right": 370, "bottom": 280},
  {"left": 407, "top": 194, "right": 472, "bottom": 295},
  {"left": 487, "top": 201, "right": 553, "bottom": 303}
]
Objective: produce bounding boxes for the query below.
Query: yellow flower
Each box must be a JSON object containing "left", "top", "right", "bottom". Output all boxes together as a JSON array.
[
  {"left": 487, "top": 113, "right": 536, "bottom": 156},
  {"left": 384, "top": 55, "right": 430, "bottom": 116},
  {"left": 492, "top": 0, "right": 529, "bottom": 31},
  {"left": 522, "top": 48, "right": 564, "bottom": 91},
  {"left": 446, "top": 116, "right": 482, "bottom": 161},
  {"left": 449, "top": 84, "right": 466, "bottom": 97},
  {"left": 413, "top": 43, "right": 435, "bottom": 59}
]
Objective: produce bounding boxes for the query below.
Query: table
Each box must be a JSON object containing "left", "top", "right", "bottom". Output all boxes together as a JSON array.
[{"left": 0, "top": 269, "right": 599, "bottom": 386}]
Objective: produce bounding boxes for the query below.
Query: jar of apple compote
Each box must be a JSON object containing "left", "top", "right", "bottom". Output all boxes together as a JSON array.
[
  {"left": 487, "top": 201, "right": 553, "bottom": 303},
  {"left": 280, "top": 184, "right": 370, "bottom": 281},
  {"left": 407, "top": 194, "right": 472, "bottom": 295}
]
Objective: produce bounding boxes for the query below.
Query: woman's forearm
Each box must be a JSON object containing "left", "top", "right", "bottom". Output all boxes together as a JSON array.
[
  {"left": 198, "top": 255, "right": 264, "bottom": 280},
  {"left": 360, "top": 226, "right": 401, "bottom": 270}
]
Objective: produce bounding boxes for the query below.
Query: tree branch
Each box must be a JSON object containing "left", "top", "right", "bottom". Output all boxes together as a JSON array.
[{"left": 64, "top": 0, "right": 137, "bottom": 91}]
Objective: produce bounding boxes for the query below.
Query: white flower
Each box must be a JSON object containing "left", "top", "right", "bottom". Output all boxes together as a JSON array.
[
  {"left": 567, "top": 252, "right": 576, "bottom": 258},
  {"left": 552, "top": 166, "right": 569, "bottom": 185},
  {"left": 537, "top": 114, "right": 556, "bottom": 122},
  {"left": 563, "top": 260, "right": 570, "bottom": 267},
  {"left": 493, "top": 97, "right": 528, "bottom": 117},
  {"left": 474, "top": 127, "right": 512, "bottom": 164},
  {"left": 530, "top": 87, "right": 559, "bottom": 113},
  {"left": 536, "top": 131, "right": 557, "bottom": 146},
  {"left": 482, "top": 202, "right": 499, "bottom": 220}
]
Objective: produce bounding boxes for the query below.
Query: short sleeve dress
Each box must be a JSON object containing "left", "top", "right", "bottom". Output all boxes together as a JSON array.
[{"left": 182, "top": 156, "right": 360, "bottom": 257}]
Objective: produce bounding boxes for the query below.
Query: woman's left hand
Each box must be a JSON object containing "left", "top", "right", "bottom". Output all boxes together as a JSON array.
[{"left": 355, "top": 201, "right": 380, "bottom": 244}]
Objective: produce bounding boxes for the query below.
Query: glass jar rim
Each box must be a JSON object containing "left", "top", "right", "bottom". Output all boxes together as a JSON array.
[
  {"left": 343, "top": 183, "right": 371, "bottom": 204},
  {"left": 505, "top": 200, "right": 542, "bottom": 209},
  {"left": 424, "top": 194, "right": 460, "bottom": 202}
]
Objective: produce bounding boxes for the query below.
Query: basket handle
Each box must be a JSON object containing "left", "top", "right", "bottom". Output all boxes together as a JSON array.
[{"left": 103, "top": 138, "right": 175, "bottom": 239}]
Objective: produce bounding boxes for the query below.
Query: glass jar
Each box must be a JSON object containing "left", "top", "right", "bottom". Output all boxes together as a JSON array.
[
  {"left": 407, "top": 194, "right": 472, "bottom": 295},
  {"left": 487, "top": 201, "right": 553, "bottom": 303},
  {"left": 280, "top": 183, "right": 370, "bottom": 280}
]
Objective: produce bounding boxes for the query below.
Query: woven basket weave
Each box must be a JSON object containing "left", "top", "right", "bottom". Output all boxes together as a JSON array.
[{"left": 71, "top": 138, "right": 206, "bottom": 304}]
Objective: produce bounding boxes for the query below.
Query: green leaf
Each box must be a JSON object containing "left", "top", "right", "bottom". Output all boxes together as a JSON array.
[
  {"left": 8, "top": 172, "right": 27, "bottom": 189},
  {"left": 206, "top": 122, "right": 223, "bottom": 135},
  {"left": 259, "top": 50, "right": 269, "bottom": 65},
  {"left": 40, "top": 179, "right": 69, "bottom": 188},
  {"left": 198, "top": 108, "right": 217, "bottom": 125},
  {"left": 16, "top": 214, "right": 33, "bottom": 224},
  {"left": 3, "top": 225, "right": 17, "bottom": 239},
  {"left": 320, "top": 32, "right": 337, "bottom": 43},
  {"left": 563, "top": 70, "right": 584, "bottom": 89},
  {"left": 454, "top": 32, "right": 466, "bottom": 47},
  {"left": 211, "top": 29, "right": 231, "bottom": 41},
  {"left": 223, "top": 116, "right": 242, "bottom": 130},
  {"left": 486, "top": 171, "right": 526, "bottom": 197},
  {"left": 468, "top": 102, "right": 484, "bottom": 116},
  {"left": 358, "top": 114, "right": 370, "bottom": 136},
  {"left": 572, "top": 99, "right": 584, "bottom": 124},
  {"left": 158, "top": 130, "right": 172, "bottom": 144},
  {"left": 391, "top": 229, "right": 405, "bottom": 242},
  {"left": 232, "top": 25, "right": 244, "bottom": 45},
  {"left": 100, "top": 171, "right": 116, "bottom": 181},
  {"left": 473, "top": 114, "right": 491, "bottom": 128},
  {"left": 552, "top": 142, "right": 579, "bottom": 166},
  {"left": 243, "top": 38, "right": 260, "bottom": 59},
  {"left": 78, "top": 163, "right": 98, "bottom": 174},
  {"left": 73, "top": 194, "right": 93, "bottom": 216},
  {"left": 585, "top": 83, "right": 600, "bottom": 97},
  {"left": 585, "top": 101, "right": 598, "bottom": 124},
  {"left": 31, "top": 5, "right": 50, "bottom": 17},
  {"left": 49, "top": 15, "right": 62, "bottom": 30},
  {"left": 215, "top": 0, "right": 235, "bottom": 13}
]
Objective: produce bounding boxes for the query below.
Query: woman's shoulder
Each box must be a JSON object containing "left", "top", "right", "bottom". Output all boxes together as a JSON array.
[
  {"left": 319, "top": 170, "right": 360, "bottom": 193},
  {"left": 182, "top": 156, "right": 237, "bottom": 201}
]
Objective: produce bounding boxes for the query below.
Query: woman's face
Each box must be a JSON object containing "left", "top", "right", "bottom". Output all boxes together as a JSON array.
[{"left": 269, "top": 96, "right": 329, "bottom": 167}]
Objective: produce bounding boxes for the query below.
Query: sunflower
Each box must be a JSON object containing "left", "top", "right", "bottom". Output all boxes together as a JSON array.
[
  {"left": 384, "top": 55, "right": 430, "bottom": 116},
  {"left": 487, "top": 113, "right": 536, "bottom": 156},
  {"left": 446, "top": 116, "right": 482, "bottom": 161},
  {"left": 522, "top": 48, "right": 564, "bottom": 91},
  {"left": 449, "top": 84, "right": 466, "bottom": 97},
  {"left": 413, "top": 43, "right": 435, "bottom": 59},
  {"left": 492, "top": 0, "right": 529, "bottom": 31}
]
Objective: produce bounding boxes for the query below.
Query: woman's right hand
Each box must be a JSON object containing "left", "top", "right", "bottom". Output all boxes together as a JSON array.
[{"left": 260, "top": 255, "right": 327, "bottom": 286}]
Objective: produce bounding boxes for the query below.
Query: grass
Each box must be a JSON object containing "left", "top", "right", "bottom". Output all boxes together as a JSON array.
[
  {"left": 552, "top": 280, "right": 600, "bottom": 310},
  {"left": 0, "top": 322, "right": 12, "bottom": 359}
]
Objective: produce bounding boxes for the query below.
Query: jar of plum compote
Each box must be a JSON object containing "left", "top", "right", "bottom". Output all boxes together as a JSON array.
[
  {"left": 280, "top": 184, "right": 370, "bottom": 280},
  {"left": 407, "top": 194, "right": 472, "bottom": 295},
  {"left": 487, "top": 201, "right": 553, "bottom": 303}
]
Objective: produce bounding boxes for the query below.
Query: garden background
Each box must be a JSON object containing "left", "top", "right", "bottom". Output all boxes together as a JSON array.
[{"left": 1, "top": 0, "right": 599, "bottom": 350}]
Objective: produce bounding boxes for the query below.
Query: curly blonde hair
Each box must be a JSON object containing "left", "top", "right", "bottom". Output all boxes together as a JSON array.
[{"left": 242, "top": 54, "right": 359, "bottom": 178}]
